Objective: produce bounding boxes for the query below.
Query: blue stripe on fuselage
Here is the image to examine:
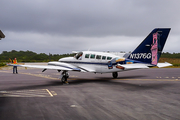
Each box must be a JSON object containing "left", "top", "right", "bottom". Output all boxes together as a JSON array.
[{"left": 59, "top": 60, "right": 150, "bottom": 66}]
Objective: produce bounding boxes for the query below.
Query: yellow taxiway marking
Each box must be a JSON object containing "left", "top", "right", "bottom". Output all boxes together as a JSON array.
[
  {"left": 0, "top": 89, "right": 55, "bottom": 97},
  {"left": 0, "top": 71, "right": 11, "bottom": 73},
  {"left": 20, "top": 73, "right": 59, "bottom": 80},
  {"left": 51, "top": 91, "right": 57, "bottom": 96},
  {"left": 46, "top": 89, "right": 53, "bottom": 97},
  {"left": 0, "top": 71, "right": 59, "bottom": 80}
]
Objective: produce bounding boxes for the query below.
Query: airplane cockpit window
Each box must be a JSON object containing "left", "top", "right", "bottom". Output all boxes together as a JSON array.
[
  {"left": 90, "top": 54, "right": 95, "bottom": 59},
  {"left": 96, "top": 55, "right": 101, "bottom": 59},
  {"left": 75, "top": 52, "right": 83, "bottom": 60}
]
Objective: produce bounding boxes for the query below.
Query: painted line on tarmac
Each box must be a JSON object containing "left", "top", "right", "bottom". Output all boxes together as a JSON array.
[
  {"left": 0, "top": 70, "right": 59, "bottom": 80},
  {"left": 0, "top": 89, "right": 55, "bottom": 97},
  {"left": 68, "top": 78, "right": 180, "bottom": 82},
  {"left": 46, "top": 89, "right": 53, "bottom": 97},
  {"left": 20, "top": 72, "right": 59, "bottom": 80},
  {"left": 0, "top": 71, "right": 11, "bottom": 73},
  {"left": 115, "top": 79, "right": 180, "bottom": 82}
]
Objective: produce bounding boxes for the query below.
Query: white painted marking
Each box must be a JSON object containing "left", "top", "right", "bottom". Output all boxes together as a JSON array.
[
  {"left": 0, "top": 89, "right": 54, "bottom": 97},
  {"left": 70, "top": 105, "right": 77, "bottom": 108}
]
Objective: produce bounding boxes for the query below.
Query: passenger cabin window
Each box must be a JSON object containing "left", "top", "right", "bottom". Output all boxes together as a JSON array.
[
  {"left": 102, "top": 56, "right": 106, "bottom": 60},
  {"left": 90, "top": 54, "right": 95, "bottom": 59},
  {"left": 85, "top": 54, "right": 90, "bottom": 58},
  {"left": 75, "top": 52, "right": 83, "bottom": 60},
  {"left": 107, "top": 57, "right": 112, "bottom": 60},
  {"left": 96, "top": 55, "right": 101, "bottom": 59}
]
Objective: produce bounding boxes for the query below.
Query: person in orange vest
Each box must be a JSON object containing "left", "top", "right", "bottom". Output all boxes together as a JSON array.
[{"left": 13, "top": 58, "right": 18, "bottom": 74}]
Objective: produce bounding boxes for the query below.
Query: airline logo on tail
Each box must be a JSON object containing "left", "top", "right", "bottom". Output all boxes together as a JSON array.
[{"left": 151, "top": 32, "right": 160, "bottom": 65}]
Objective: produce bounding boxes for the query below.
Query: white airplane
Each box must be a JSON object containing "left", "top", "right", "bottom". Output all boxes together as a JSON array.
[{"left": 8, "top": 28, "right": 172, "bottom": 84}]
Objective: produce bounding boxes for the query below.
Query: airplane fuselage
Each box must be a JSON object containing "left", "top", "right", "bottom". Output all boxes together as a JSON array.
[{"left": 56, "top": 51, "right": 126, "bottom": 73}]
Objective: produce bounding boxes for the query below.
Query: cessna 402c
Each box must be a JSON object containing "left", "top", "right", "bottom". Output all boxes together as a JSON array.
[{"left": 8, "top": 28, "right": 172, "bottom": 84}]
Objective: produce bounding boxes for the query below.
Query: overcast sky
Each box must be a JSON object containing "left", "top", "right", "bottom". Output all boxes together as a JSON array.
[{"left": 0, "top": 0, "right": 180, "bottom": 54}]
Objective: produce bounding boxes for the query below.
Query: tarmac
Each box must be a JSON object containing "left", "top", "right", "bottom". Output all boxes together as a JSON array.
[{"left": 0, "top": 67, "right": 180, "bottom": 120}]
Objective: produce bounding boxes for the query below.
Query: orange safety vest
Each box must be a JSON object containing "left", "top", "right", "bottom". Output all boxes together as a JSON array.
[{"left": 13, "top": 59, "right": 17, "bottom": 64}]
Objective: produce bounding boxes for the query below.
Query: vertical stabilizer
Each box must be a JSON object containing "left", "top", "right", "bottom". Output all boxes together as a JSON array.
[{"left": 127, "top": 28, "right": 171, "bottom": 65}]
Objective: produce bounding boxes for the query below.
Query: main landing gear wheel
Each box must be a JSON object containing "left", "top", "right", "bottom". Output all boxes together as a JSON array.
[
  {"left": 112, "top": 72, "right": 118, "bottom": 78},
  {"left": 61, "top": 76, "right": 67, "bottom": 83},
  {"left": 60, "top": 71, "right": 69, "bottom": 84}
]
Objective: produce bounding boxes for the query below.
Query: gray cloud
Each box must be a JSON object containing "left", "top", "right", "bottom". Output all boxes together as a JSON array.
[{"left": 0, "top": 0, "right": 180, "bottom": 54}]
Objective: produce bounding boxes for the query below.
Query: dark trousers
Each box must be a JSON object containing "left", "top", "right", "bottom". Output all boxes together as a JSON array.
[{"left": 13, "top": 66, "right": 18, "bottom": 74}]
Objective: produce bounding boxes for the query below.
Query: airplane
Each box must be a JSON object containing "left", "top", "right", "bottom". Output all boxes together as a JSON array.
[{"left": 8, "top": 28, "right": 172, "bottom": 84}]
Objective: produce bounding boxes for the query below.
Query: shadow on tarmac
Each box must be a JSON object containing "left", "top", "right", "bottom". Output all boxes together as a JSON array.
[
  {"left": 5, "top": 76, "right": 172, "bottom": 92},
  {"left": 69, "top": 79, "right": 172, "bottom": 91},
  {"left": 95, "top": 75, "right": 147, "bottom": 79}
]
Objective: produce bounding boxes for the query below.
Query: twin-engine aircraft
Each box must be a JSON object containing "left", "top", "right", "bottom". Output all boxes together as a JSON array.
[{"left": 8, "top": 28, "right": 172, "bottom": 84}]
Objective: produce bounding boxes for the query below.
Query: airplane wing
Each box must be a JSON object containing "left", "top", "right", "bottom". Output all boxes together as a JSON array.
[
  {"left": 7, "top": 61, "right": 96, "bottom": 73},
  {"left": 7, "top": 63, "right": 81, "bottom": 72}
]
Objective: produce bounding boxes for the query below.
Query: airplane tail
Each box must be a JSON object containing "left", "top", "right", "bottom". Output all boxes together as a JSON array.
[{"left": 127, "top": 28, "right": 171, "bottom": 65}]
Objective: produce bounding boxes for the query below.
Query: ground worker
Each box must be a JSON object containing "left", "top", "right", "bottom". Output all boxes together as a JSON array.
[{"left": 13, "top": 58, "right": 18, "bottom": 74}]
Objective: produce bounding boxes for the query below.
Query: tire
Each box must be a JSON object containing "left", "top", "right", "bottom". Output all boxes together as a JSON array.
[
  {"left": 66, "top": 73, "right": 69, "bottom": 78},
  {"left": 61, "top": 76, "right": 67, "bottom": 83},
  {"left": 112, "top": 72, "right": 118, "bottom": 78}
]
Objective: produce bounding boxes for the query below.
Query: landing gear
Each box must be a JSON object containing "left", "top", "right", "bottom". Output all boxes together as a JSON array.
[
  {"left": 61, "top": 76, "right": 67, "bottom": 83},
  {"left": 112, "top": 72, "right": 118, "bottom": 78},
  {"left": 59, "top": 71, "right": 69, "bottom": 84}
]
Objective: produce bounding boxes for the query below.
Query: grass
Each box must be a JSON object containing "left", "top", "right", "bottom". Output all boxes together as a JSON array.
[
  {"left": 0, "top": 63, "right": 6, "bottom": 67},
  {"left": 158, "top": 58, "right": 180, "bottom": 68}
]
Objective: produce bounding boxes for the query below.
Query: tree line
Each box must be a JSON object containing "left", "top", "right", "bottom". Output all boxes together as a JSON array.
[
  {"left": 0, "top": 50, "right": 74, "bottom": 62},
  {"left": 160, "top": 52, "right": 180, "bottom": 58},
  {"left": 0, "top": 50, "right": 180, "bottom": 63}
]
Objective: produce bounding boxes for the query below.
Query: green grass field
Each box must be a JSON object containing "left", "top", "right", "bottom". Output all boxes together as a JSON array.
[
  {"left": 0, "top": 63, "right": 6, "bottom": 67},
  {"left": 159, "top": 58, "right": 180, "bottom": 68}
]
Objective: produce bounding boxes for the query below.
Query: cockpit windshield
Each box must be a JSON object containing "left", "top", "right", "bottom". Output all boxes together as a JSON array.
[{"left": 75, "top": 52, "right": 83, "bottom": 60}]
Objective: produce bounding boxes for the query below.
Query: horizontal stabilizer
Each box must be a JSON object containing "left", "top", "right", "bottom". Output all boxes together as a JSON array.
[
  {"left": 117, "top": 63, "right": 149, "bottom": 70},
  {"left": 157, "top": 62, "right": 172, "bottom": 68}
]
